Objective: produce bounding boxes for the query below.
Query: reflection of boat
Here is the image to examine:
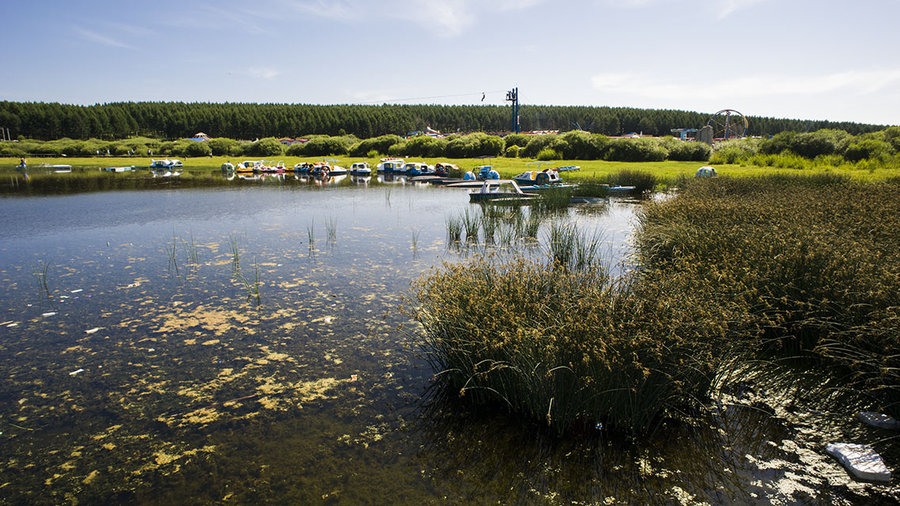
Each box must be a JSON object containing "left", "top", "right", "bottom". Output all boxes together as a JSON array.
[
  {"left": 468, "top": 179, "right": 536, "bottom": 203},
  {"left": 376, "top": 158, "right": 405, "bottom": 173},
  {"left": 349, "top": 162, "right": 371, "bottom": 176},
  {"left": 152, "top": 169, "right": 182, "bottom": 178},
  {"left": 513, "top": 168, "right": 561, "bottom": 186},
  {"left": 149, "top": 159, "right": 182, "bottom": 169},
  {"left": 350, "top": 175, "right": 371, "bottom": 184},
  {"left": 378, "top": 174, "right": 407, "bottom": 184}
]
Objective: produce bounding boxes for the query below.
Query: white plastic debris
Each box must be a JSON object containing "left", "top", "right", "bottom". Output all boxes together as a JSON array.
[
  {"left": 858, "top": 411, "right": 900, "bottom": 430},
  {"left": 42, "top": 312, "right": 57, "bottom": 317},
  {"left": 69, "top": 368, "right": 85, "bottom": 376},
  {"left": 70, "top": 289, "right": 83, "bottom": 293},
  {"left": 85, "top": 327, "right": 102, "bottom": 334},
  {"left": 6, "top": 323, "right": 18, "bottom": 328},
  {"left": 826, "top": 443, "right": 891, "bottom": 482}
]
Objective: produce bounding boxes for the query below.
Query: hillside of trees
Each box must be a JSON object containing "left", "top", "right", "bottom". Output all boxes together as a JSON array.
[{"left": 0, "top": 101, "right": 888, "bottom": 141}]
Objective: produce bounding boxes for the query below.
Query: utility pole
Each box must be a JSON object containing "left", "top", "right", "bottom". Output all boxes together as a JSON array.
[{"left": 505, "top": 87, "right": 519, "bottom": 134}]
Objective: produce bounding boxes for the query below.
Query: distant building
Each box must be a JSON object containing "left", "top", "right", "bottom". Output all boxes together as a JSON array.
[{"left": 187, "top": 132, "right": 210, "bottom": 142}]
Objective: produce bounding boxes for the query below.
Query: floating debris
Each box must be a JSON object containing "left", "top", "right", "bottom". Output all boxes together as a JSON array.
[
  {"left": 42, "top": 312, "right": 57, "bottom": 317},
  {"left": 85, "top": 327, "right": 102, "bottom": 334},
  {"left": 825, "top": 443, "right": 891, "bottom": 482},
  {"left": 858, "top": 412, "right": 900, "bottom": 430},
  {"left": 69, "top": 368, "right": 85, "bottom": 376},
  {"left": 70, "top": 289, "right": 83, "bottom": 293}
]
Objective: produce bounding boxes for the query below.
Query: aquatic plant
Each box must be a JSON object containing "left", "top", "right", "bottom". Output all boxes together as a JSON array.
[
  {"left": 446, "top": 216, "right": 462, "bottom": 243},
  {"left": 462, "top": 209, "right": 479, "bottom": 243},
  {"left": 411, "top": 229, "right": 420, "bottom": 252},
  {"left": 34, "top": 260, "right": 52, "bottom": 300},
  {"left": 607, "top": 170, "right": 657, "bottom": 194},
  {"left": 413, "top": 254, "right": 734, "bottom": 435},
  {"left": 637, "top": 174, "right": 900, "bottom": 416},
  {"left": 544, "top": 221, "right": 603, "bottom": 271}
]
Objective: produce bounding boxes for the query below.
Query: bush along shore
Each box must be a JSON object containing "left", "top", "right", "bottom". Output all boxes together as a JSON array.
[
  {"left": 413, "top": 174, "right": 900, "bottom": 436},
  {"left": 2, "top": 125, "right": 899, "bottom": 168}
]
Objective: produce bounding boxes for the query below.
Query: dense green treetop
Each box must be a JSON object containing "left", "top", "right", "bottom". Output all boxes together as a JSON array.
[{"left": 0, "top": 101, "right": 887, "bottom": 141}]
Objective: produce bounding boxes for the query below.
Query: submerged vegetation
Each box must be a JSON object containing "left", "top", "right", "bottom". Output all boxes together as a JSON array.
[{"left": 415, "top": 174, "right": 900, "bottom": 435}]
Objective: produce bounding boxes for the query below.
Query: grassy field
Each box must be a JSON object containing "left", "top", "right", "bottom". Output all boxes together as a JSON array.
[{"left": 3, "top": 155, "right": 898, "bottom": 185}]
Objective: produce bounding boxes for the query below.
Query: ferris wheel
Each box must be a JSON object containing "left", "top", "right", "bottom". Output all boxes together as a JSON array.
[{"left": 707, "top": 109, "right": 748, "bottom": 140}]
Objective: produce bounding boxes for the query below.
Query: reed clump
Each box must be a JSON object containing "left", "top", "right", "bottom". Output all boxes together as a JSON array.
[
  {"left": 414, "top": 246, "right": 736, "bottom": 435},
  {"left": 637, "top": 174, "right": 900, "bottom": 415}
]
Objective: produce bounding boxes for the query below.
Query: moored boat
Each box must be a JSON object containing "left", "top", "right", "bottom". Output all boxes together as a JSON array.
[
  {"left": 376, "top": 158, "right": 405, "bottom": 173},
  {"left": 149, "top": 158, "right": 183, "bottom": 169},
  {"left": 475, "top": 165, "right": 500, "bottom": 181},
  {"left": 512, "top": 168, "right": 561, "bottom": 186},
  {"left": 349, "top": 162, "right": 371, "bottom": 176}
]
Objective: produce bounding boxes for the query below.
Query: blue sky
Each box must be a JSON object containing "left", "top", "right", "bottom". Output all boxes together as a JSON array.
[{"left": 2, "top": 0, "right": 898, "bottom": 125}]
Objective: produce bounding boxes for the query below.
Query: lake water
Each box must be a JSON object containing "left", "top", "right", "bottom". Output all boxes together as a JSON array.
[{"left": 0, "top": 181, "right": 891, "bottom": 503}]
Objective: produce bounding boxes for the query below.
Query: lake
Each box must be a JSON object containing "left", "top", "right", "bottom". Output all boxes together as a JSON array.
[{"left": 0, "top": 180, "right": 887, "bottom": 503}]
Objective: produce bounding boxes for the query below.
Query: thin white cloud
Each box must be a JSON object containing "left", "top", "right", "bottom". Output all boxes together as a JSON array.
[
  {"left": 284, "top": 0, "right": 544, "bottom": 36},
  {"left": 74, "top": 27, "right": 133, "bottom": 49},
  {"left": 591, "top": 70, "right": 900, "bottom": 101},
  {"left": 715, "top": 0, "right": 769, "bottom": 19},
  {"left": 248, "top": 67, "right": 281, "bottom": 80},
  {"left": 286, "top": 0, "right": 358, "bottom": 20}
]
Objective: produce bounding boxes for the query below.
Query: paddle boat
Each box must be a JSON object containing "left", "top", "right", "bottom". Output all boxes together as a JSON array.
[
  {"left": 434, "top": 162, "right": 458, "bottom": 176},
  {"left": 475, "top": 165, "right": 500, "bottom": 181},
  {"left": 513, "top": 168, "right": 562, "bottom": 186},
  {"left": 695, "top": 166, "right": 718, "bottom": 178},
  {"left": 556, "top": 165, "right": 581, "bottom": 172},
  {"left": 149, "top": 159, "right": 183, "bottom": 169},
  {"left": 402, "top": 162, "right": 431, "bottom": 176},
  {"left": 236, "top": 160, "right": 261, "bottom": 173},
  {"left": 376, "top": 158, "right": 405, "bottom": 173},
  {"left": 469, "top": 179, "right": 536, "bottom": 203},
  {"left": 349, "top": 162, "right": 371, "bottom": 176}
]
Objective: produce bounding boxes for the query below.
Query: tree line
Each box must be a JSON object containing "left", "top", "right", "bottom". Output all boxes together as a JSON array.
[{"left": 0, "top": 101, "right": 888, "bottom": 141}]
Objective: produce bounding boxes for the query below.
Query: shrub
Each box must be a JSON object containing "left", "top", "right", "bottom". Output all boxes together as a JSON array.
[
  {"left": 505, "top": 145, "right": 520, "bottom": 158},
  {"left": 182, "top": 141, "right": 212, "bottom": 157},
  {"left": 387, "top": 142, "right": 408, "bottom": 157},
  {"left": 536, "top": 148, "right": 562, "bottom": 160},
  {"left": 522, "top": 135, "right": 557, "bottom": 158},
  {"left": 666, "top": 141, "right": 711, "bottom": 161},
  {"left": 559, "top": 130, "right": 607, "bottom": 159},
  {"left": 445, "top": 133, "right": 504, "bottom": 158},
  {"left": 708, "top": 139, "right": 759, "bottom": 164},
  {"left": 244, "top": 137, "right": 285, "bottom": 156},
  {"left": 844, "top": 139, "right": 893, "bottom": 162},
  {"left": 405, "top": 135, "right": 447, "bottom": 157},
  {"left": 348, "top": 134, "right": 402, "bottom": 156},
  {"left": 208, "top": 137, "right": 241, "bottom": 156},
  {"left": 605, "top": 138, "right": 667, "bottom": 162},
  {"left": 299, "top": 136, "right": 353, "bottom": 156}
]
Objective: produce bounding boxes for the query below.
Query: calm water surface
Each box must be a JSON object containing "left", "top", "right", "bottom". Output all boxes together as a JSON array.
[{"left": 0, "top": 183, "right": 893, "bottom": 503}]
